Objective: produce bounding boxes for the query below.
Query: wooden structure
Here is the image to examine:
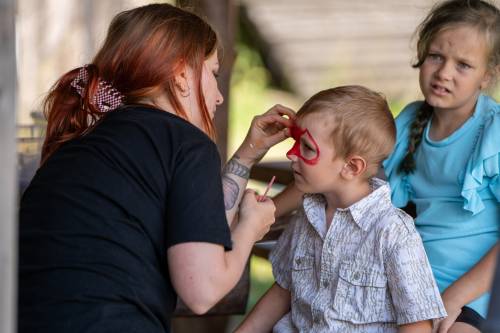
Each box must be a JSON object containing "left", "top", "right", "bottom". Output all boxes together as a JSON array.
[
  {"left": 171, "top": 1, "right": 242, "bottom": 332},
  {"left": 239, "top": 0, "right": 436, "bottom": 101},
  {"left": 0, "top": 0, "right": 18, "bottom": 333},
  {"left": 177, "top": 0, "right": 237, "bottom": 162}
]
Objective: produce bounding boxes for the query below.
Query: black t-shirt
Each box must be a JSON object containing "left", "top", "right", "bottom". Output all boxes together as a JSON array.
[{"left": 18, "top": 106, "right": 232, "bottom": 333}]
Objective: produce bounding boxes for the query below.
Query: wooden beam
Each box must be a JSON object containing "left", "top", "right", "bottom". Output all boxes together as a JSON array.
[
  {"left": 0, "top": 0, "right": 17, "bottom": 332},
  {"left": 177, "top": 0, "right": 237, "bottom": 163},
  {"left": 172, "top": 3, "right": 239, "bottom": 331}
]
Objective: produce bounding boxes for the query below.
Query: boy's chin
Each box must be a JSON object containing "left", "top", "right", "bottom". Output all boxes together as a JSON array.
[{"left": 294, "top": 178, "right": 313, "bottom": 194}]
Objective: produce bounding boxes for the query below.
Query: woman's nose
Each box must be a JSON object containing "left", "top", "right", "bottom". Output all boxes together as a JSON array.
[{"left": 216, "top": 89, "right": 224, "bottom": 105}]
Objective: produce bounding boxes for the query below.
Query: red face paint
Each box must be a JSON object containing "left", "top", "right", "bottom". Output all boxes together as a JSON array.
[{"left": 286, "top": 125, "right": 320, "bottom": 165}]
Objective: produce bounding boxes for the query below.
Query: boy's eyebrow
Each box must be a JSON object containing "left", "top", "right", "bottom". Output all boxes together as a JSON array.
[{"left": 456, "top": 55, "right": 474, "bottom": 65}]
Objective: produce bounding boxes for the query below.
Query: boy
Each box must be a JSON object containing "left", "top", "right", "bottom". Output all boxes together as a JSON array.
[{"left": 236, "top": 86, "right": 446, "bottom": 333}]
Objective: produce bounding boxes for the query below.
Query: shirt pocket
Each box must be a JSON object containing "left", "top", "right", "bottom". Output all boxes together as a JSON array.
[
  {"left": 333, "top": 262, "right": 395, "bottom": 324},
  {"left": 290, "top": 253, "right": 314, "bottom": 305}
]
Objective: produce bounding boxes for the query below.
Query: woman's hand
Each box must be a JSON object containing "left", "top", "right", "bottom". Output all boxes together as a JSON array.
[
  {"left": 238, "top": 189, "right": 276, "bottom": 242},
  {"left": 168, "top": 189, "right": 276, "bottom": 315},
  {"left": 235, "top": 104, "right": 296, "bottom": 167}
]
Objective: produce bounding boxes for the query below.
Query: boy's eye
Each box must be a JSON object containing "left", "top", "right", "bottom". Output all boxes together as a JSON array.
[
  {"left": 457, "top": 62, "right": 471, "bottom": 70},
  {"left": 301, "top": 141, "right": 315, "bottom": 152}
]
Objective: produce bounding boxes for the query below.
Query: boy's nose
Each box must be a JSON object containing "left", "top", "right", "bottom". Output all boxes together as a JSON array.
[{"left": 286, "top": 150, "right": 298, "bottom": 161}]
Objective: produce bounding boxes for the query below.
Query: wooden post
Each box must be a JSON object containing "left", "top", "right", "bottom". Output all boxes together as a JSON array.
[
  {"left": 0, "top": 0, "right": 18, "bottom": 332},
  {"left": 177, "top": 0, "right": 237, "bottom": 163},
  {"left": 173, "top": 2, "right": 240, "bottom": 332}
]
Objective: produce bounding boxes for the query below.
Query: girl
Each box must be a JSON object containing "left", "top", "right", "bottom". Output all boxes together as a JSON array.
[
  {"left": 18, "top": 3, "right": 294, "bottom": 333},
  {"left": 383, "top": 0, "right": 500, "bottom": 332}
]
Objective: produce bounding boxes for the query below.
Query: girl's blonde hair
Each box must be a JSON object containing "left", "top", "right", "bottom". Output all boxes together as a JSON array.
[{"left": 400, "top": 0, "right": 500, "bottom": 173}]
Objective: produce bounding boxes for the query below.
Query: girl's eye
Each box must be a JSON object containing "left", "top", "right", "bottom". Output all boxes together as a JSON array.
[{"left": 427, "top": 53, "right": 442, "bottom": 62}]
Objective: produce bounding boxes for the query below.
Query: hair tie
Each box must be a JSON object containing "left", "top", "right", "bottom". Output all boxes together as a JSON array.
[{"left": 70, "top": 65, "right": 124, "bottom": 112}]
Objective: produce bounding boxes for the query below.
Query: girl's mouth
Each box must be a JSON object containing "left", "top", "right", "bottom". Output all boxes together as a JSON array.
[{"left": 431, "top": 83, "right": 451, "bottom": 96}]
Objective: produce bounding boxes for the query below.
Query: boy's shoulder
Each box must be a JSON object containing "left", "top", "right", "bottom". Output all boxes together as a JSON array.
[{"left": 371, "top": 204, "right": 419, "bottom": 247}]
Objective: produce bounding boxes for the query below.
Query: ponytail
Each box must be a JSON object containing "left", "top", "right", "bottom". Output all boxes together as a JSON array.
[
  {"left": 398, "top": 102, "right": 433, "bottom": 173},
  {"left": 41, "top": 65, "right": 122, "bottom": 164}
]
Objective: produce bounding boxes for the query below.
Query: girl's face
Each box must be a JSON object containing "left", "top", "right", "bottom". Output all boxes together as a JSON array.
[
  {"left": 419, "top": 25, "right": 492, "bottom": 115},
  {"left": 185, "top": 50, "right": 224, "bottom": 131},
  {"left": 287, "top": 113, "right": 346, "bottom": 194}
]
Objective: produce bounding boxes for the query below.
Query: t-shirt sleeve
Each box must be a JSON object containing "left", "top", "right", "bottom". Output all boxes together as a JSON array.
[
  {"left": 385, "top": 216, "right": 447, "bottom": 325},
  {"left": 461, "top": 101, "right": 500, "bottom": 214},
  {"left": 165, "top": 139, "right": 232, "bottom": 250}
]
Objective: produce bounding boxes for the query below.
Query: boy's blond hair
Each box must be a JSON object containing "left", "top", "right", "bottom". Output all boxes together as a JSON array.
[{"left": 297, "top": 85, "right": 396, "bottom": 178}]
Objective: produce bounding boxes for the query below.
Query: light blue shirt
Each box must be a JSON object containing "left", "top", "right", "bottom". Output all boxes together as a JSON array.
[{"left": 383, "top": 94, "right": 500, "bottom": 318}]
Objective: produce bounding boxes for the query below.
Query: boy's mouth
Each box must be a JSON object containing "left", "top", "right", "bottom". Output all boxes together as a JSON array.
[{"left": 292, "top": 168, "right": 302, "bottom": 177}]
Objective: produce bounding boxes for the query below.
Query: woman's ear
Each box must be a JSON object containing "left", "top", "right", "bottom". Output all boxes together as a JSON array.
[
  {"left": 174, "top": 67, "right": 190, "bottom": 97},
  {"left": 341, "top": 155, "right": 367, "bottom": 180}
]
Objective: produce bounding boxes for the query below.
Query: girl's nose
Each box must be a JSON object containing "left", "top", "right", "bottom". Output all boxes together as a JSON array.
[{"left": 435, "top": 61, "right": 453, "bottom": 81}]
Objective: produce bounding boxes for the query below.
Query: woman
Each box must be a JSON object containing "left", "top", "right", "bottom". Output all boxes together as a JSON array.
[{"left": 18, "top": 4, "right": 294, "bottom": 333}]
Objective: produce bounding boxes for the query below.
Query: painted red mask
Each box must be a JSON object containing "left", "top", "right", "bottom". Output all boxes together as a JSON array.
[{"left": 286, "top": 125, "right": 320, "bottom": 165}]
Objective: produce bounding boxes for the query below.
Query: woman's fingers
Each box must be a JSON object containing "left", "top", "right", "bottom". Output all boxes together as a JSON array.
[
  {"left": 240, "top": 190, "right": 276, "bottom": 241},
  {"left": 257, "top": 114, "right": 294, "bottom": 130},
  {"left": 264, "top": 104, "right": 296, "bottom": 119},
  {"left": 264, "top": 127, "right": 290, "bottom": 146}
]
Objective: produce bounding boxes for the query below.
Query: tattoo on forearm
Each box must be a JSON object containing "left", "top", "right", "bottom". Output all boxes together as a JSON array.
[
  {"left": 223, "top": 155, "right": 250, "bottom": 179},
  {"left": 222, "top": 175, "right": 240, "bottom": 210}
]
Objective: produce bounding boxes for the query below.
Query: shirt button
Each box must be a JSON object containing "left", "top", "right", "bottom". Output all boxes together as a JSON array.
[
  {"left": 295, "top": 258, "right": 301, "bottom": 265},
  {"left": 353, "top": 272, "right": 360, "bottom": 281},
  {"left": 323, "top": 280, "right": 329, "bottom": 288}
]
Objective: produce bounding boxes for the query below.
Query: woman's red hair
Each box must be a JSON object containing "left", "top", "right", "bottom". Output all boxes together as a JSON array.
[{"left": 41, "top": 4, "right": 218, "bottom": 164}]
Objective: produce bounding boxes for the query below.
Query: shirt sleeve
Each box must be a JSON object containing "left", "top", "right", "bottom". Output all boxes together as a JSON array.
[
  {"left": 165, "top": 138, "right": 232, "bottom": 250},
  {"left": 269, "top": 214, "right": 300, "bottom": 290},
  {"left": 461, "top": 98, "right": 500, "bottom": 214},
  {"left": 385, "top": 217, "right": 447, "bottom": 325}
]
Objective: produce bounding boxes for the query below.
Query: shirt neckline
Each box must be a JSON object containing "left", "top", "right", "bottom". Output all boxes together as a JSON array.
[
  {"left": 424, "top": 95, "right": 484, "bottom": 147},
  {"left": 302, "top": 178, "right": 392, "bottom": 233}
]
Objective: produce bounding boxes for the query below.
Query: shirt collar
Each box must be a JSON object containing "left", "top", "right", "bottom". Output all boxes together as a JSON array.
[{"left": 302, "top": 178, "right": 392, "bottom": 232}]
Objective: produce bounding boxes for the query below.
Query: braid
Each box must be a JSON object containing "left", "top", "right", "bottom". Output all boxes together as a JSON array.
[{"left": 399, "top": 103, "right": 433, "bottom": 173}]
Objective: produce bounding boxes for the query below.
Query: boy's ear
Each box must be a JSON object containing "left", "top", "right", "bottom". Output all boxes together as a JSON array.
[{"left": 341, "top": 155, "right": 367, "bottom": 180}]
